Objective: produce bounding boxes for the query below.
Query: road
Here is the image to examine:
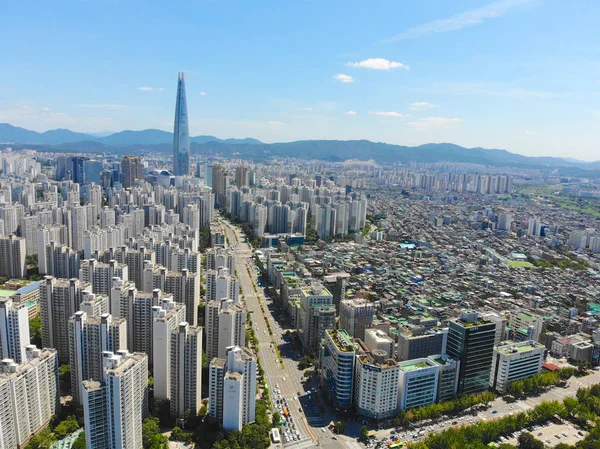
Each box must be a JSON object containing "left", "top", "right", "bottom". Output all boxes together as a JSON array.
[
  {"left": 372, "top": 370, "right": 600, "bottom": 446},
  {"left": 219, "top": 218, "right": 318, "bottom": 448}
]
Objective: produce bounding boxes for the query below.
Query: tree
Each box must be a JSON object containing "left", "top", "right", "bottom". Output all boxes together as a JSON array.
[
  {"left": 29, "top": 315, "right": 42, "bottom": 347},
  {"left": 53, "top": 415, "right": 80, "bottom": 438},
  {"left": 517, "top": 432, "right": 544, "bottom": 449},
  {"left": 359, "top": 425, "right": 369, "bottom": 443},
  {"left": 24, "top": 427, "right": 56, "bottom": 449},
  {"left": 142, "top": 417, "right": 168, "bottom": 449},
  {"left": 272, "top": 412, "right": 281, "bottom": 427},
  {"left": 333, "top": 421, "right": 346, "bottom": 434},
  {"left": 72, "top": 432, "right": 86, "bottom": 449}
]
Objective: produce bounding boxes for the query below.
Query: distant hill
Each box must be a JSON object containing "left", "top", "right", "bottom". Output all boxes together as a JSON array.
[
  {"left": 0, "top": 123, "right": 262, "bottom": 146},
  {"left": 2, "top": 123, "right": 599, "bottom": 175}
]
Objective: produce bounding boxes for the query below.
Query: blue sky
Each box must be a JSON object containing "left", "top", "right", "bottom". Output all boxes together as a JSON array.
[{"left": 1, "top": 0, "right": 599, "bottom": 160}]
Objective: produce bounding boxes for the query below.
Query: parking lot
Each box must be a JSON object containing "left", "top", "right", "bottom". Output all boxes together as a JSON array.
[{"left": 500, "top": 423, "right": 586, "bottom": 447}]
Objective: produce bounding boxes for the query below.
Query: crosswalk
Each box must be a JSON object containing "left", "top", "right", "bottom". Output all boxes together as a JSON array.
[{"left": 284, "top": 437, "right": 316, "bottom": 448}]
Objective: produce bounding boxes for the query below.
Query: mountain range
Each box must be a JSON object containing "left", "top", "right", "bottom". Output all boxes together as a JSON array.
[{"left": 1, "top": 123, "right": 599, "bottom": 175}]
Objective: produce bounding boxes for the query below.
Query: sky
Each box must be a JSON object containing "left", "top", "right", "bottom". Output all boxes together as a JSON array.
[{"left": 1, "top": 0, "right": 599, "bottom": 160}]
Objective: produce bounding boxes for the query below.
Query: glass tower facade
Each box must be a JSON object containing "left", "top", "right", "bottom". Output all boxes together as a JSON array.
[{"left": 172, "top": 72, "right": 190, "bottom": 176}]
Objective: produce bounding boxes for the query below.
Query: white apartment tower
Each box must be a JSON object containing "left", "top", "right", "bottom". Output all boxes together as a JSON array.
[
  {"left": 169, "top": 322, "right": 203, "bottom": 419},
  {"left": 206, "top": 247, "right": 235, "bottom": 274},
  {"left": 205, "top": 299, "right": 246, "bottom": 361},
  {"left": 0, "top": 297, "right": 30, "bottom": 365},
  {"left": 206, "top": 267, "right": 239, "bottom": 303},
  {"left": 152, "top": 302, "right": 187, "bottom": 401},
  {"left": 69, "top": 311, "right": 127, "bottom": 405},
  {"left": 80, "top": 259, "right": 129, "bottom": 295},
  {"left": 209, "top": 346, "right": 257, "bottom": 431},
  {"left": 0, "top": 347, "right": 59, "bottom": 449},
  {"left": 82, "top": 351, "right": 148, "bottom": 449}
]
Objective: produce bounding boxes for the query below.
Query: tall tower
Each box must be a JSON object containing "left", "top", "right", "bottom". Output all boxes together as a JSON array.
[{"left": 173, "top": 72, "right": 190, "bottom": 176}]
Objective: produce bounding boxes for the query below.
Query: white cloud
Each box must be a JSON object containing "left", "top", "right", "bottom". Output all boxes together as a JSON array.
[
  {"left": 346, "top": 58, "right": 410, "bottom": 71},
  {"left": 369, "top": 111, "right": 406, "bottom": 118},
  {"left": 387, "top": 0, "right": 536, "bottom": 41},
  {"left": 409, "top": 101, "right": 438, "bottom": 110},
  {"left": 200, "top": 92, "right": 207, "bottom": 96},
  {"left": 300, "top": 107, "right": 313, "bottom": 111},
  {"left": 268, "top": 121, "right": 285, "bottom": 126},
  {"left": 408, "top": 117, "right": 462, "bottom": 128},
  {"left": 77, "top": 104, "right": 127, "bottom": 109},
  {"left": 333, "top": 74, "right": 355, "bottom": 83},
  {"left": 346, "top": 111, "right": 357, "bottom": 116},
  {"left": 137, "top": 87, "right": 164, "bottom": 91},
  {"left": 525, "top": 130, "right": 539, "bottom": 135}
]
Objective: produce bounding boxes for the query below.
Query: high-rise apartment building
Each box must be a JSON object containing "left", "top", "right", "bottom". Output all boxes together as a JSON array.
[
  {"left": 37, "top": 225, "right": 68, "bottom": 274},
  {"left": 169, "top": 322, "right": 202, "bottom": 419},
  {"left": 141, "top": 263, "right": 200, "bottom": 326},
  {"left": 297, "top": 283, "right": 335, "bottom": 351},
  {"left": 0, "top": 297, "right": 30, "bottom": 363},
  {"left": 209, "top": 346, "right": 257, "bottom": 431},
  {"left": 339, "top": 298, "right": 374, "bottom": 340},
  {"left": 489, "top": 340, "right": 545, "bottom": 393},
  {"left": 82, "top": 351, "right": 148, "bottom": 449},
  {"left": 235, "top": 165, "right": 249, "bottom": 187},
  {"left": 69, "top": 311, "right": 127, "bottom": 405},
  {"left": 40, "top": 276, "right": 95, "bottom": 363},
  {"left": 206, "top": 267, "right": 239, "bottom": 304},
  {"left": 172, "top": 72, "right": 190, "bottom": 176},
  {"left": 0, "top": 235, "right": 27, "bottom": 279},
  {"left": 152, "top": 301, "right": 187, "bottom": 401},
  {"left": 80, "top": 259, "right": 129, "bottom": 295},
  {"left": 0, "top": 347, "right": 59, "bottom": 449},
  {"left": 446, "top": 311, "right": 496, "bottom": 395},
  {"left": 206, "top": 247, "right": 235, "bottom": 274},
  {"left": 205, "top": 299, "right": 245, "bottom": 361},
  {"left": 43, "top": 242, "right": 81, "bottom": 279},
  {"left": 121, "top": 156, "right": 143, "bottom": 188}
]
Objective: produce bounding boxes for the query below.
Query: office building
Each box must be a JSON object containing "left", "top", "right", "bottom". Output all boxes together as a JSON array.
[
  {"left": 398, "top": 358, "right": 440, "bottom": 410},
  {"left": 209, "top": 346, "right": 257, "bottom": 431},
  {"left": 339, "top": 298, "right": 374, "bottom": 340},
  {"left": 428, "top": 354, "right": 459, "bottom": 402},
  {"left": 490, "top": 340, "right": 545, "bottom": 393},
  {"left": 212, "top": 165, "right": 229, "bottom": 207},
  {"left": 82, "top": 351, "right": 148, "bottom": 449},
  {"left": 0, "top": 235, "right": 27, "bottom": 279},
  {"left": 0, "top": 297, "right": 30, "bottom": 363},
  {"left": 205, "top": 299, "right": 245, "bottom": 361},
  {"left": 69, "top": 311, "right": 127, "bottom": 405},
  {"left": 446, "top": 311, "right": 496, "bottom": 395},
  {"left": 121, "top": 156, "right": 143, "bottom": 188},
  {"left": 297, "top": 283, "right": 335, "bottom": 351},
  {"left": 364, "top": 328, "right": 394, "bottom": 359},
  {"left": 40, "top": 276, "right": 95, "bottom": 363},
  {"left": 169, "top": 322, "right": 202, "bottom": 419},
  {"left": 0, "top": 347, "right": 59, "bottom": 449},
  {"left": 172, "top": 72, "right": 190, "bottom": 176},
  {"left": 354, "top": 349, "right": 400, "bottom": 421},
  {"left": 152, "top": 302, "right": 187, "bottom": 401},
  {"left": 508, "top": 311, "right": 544, "bottom": 343},
  {"left": 397, "top": 327, "right": 448, "bottom": 361},
  {"left": 320, "top": 329, "right": 357, "bottom": 412}
]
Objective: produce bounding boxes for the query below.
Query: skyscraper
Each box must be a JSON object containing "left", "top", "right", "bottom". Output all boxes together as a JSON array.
[
  {"left": 173, "top": 72, "right": 190, "bottom": 176},
  {"left": 121, "top": 156, "right": 143, "bottom": 189}
]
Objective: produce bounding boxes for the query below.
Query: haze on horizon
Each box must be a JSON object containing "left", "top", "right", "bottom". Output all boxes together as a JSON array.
[{"left": 1, "top": 0, "right": 599, "bottom": 161}]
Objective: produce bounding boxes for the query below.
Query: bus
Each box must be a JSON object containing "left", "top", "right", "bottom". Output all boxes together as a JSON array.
[
  {"left": 270, "top": 428, "right": 281, "bottom": 443},
  {"left": 388, "top": 442, "right": 404, "bottom": 448}
]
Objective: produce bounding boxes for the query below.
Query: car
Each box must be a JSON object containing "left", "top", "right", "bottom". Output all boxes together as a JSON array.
[
  {"left": 491, "top": 410, "right": 497, "bottom": 414},
  {"left": 555, "top": 435, "right": 561, "bottom": 439},
  {"left": 562, "top": 433, "right": 568, "bottom": 438},
  {"left": 538, "top": 433, "right": 543, "bottom": 436}
]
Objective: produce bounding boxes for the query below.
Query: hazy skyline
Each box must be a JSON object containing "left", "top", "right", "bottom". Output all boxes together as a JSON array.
[{"left": 1, "top": 0, "right": 599, "bottom": 160}]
